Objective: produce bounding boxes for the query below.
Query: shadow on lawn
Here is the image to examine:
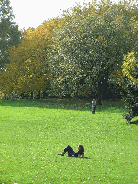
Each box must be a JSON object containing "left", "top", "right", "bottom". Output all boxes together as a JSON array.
[
  {"left": 58, "top": 156, "right": 91, "bottom": 159},
  {"left": 70, "top": 157, "right": 91, "bottom": 159},
  {"left": 76, "top": 157, "right": 91, "bottom": 159},
  {"left": 0, "top": 99, "right": 125, "bottom": 112}
]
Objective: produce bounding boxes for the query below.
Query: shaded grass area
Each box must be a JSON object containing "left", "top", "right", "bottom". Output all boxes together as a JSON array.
[
  {"left": 0, "top": 100, "right": 138, "bottom": 184},
  {"left": 0, "top": 99, "right": 125, "bottom": 113}
]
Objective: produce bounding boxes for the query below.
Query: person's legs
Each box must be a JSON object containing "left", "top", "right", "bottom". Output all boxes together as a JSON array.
[
  {"left": 92, "top": 106, "right": 96, "bottom": 114},
  {"left": 62, "top": 145, "right": 75, "bottom": 156}
]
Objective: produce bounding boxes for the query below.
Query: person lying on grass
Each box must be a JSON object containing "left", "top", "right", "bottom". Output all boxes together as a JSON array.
[{"left": 58, "top": 145, "right": 84, "bottom": 158}]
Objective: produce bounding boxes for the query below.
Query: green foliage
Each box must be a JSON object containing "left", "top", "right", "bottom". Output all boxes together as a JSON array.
[
  {"left": 122, "top": 51, "right": 138, "bottom": 84},
  {"left": 50, "top": 1, "right": 137, "bottom": 102},
  {"left": 120, "top": 77, "right": 138, "bottom": 122},
  {"left": 0, "top": 91, "right": 5, "bottom": 99},
  {"left": 0, "top": 0, "right": 21, "bottom": 69},
  {"left": 120, "top": 50, "right": 138, "bottom": 121},
  {"left": 0, "top": 100, "right": 138, "bottom": 183},
  {"left": 0, "top": 18, "right": 60, "bottom": 95}
]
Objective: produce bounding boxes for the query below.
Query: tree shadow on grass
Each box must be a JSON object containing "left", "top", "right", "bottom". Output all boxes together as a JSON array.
[
  {"left": 0, "top": 99, "right": 125, "bottom": 113},
  {"left": 0, "top": 99, "right": 92, "bottom": 111}
]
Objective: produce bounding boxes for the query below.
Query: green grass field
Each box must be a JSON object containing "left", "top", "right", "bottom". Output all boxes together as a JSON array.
[{"left": 0, "top": 99, "right": 138, "bottom": 184}]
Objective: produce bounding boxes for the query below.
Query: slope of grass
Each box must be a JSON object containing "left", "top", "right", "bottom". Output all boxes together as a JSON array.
[{"left": 0, "top": 100, "right": 138, "bottom": 184}]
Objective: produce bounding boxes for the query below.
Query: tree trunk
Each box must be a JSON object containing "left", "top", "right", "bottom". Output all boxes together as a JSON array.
[
  {"left": 43, "top": 91, "right": 47, "bottom": 99},
  {"left": 21, "top": 92, "right": 24, "bottom": 99},
  {"left": 97, "top": 79, "right": 102, "bottom": 105},
  {"left": 37, "top": 90, "right": 40, "bottom": 99},
  {"left": 31, "top": 92, "right": 33, "bottom": 99},
  {"left": 102, "top": 75, "right": 108, "bottom": 101}
]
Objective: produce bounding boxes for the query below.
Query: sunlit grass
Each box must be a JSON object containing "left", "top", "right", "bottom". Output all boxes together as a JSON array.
[{"left": 0, "top": 100, "right": 138, "bottom": 183}]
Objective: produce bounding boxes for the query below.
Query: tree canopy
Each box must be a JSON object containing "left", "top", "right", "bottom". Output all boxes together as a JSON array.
[
  {"left": 0, "top": 0, "right": 21, "bottom": 69},
  {"left": 49, "top": 1, "right": 138, "bottom": 103},
  {"left": 0, "top": 18, "right": 61, "bottom": 96}
]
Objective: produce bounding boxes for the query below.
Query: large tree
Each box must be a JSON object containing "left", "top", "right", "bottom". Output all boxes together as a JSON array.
[
  {"left": 0, "top": 18, "right": 61, "bottom": 98},
  {"left": 49, "top": 1, "right": 138, "bottom": 104},
  {"left": 0, "top": 0, "right": 21, "bottom": 70}
]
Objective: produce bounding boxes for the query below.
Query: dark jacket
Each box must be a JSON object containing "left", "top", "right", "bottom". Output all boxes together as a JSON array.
[{"left": 74, "top": 146, "right": 84, "bottom": 157}]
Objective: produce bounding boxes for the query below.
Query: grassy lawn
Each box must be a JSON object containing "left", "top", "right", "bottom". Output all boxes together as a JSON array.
[{"left": 0, "top": 99, "right": 138, "bottom": 184}]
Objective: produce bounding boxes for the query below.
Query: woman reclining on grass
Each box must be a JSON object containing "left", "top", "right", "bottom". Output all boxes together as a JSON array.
[{"left": 58, "top": 145, "right": 84, "bottom": 158}]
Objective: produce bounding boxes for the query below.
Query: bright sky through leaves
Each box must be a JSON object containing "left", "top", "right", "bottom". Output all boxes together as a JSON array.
[{"left": 10, "top": 0, "right": 93, "bottom": 30}]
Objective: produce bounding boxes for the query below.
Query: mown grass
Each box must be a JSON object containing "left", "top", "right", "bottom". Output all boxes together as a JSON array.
[{"left": 0, "top": 99, "right": 138, "bottom": 184}]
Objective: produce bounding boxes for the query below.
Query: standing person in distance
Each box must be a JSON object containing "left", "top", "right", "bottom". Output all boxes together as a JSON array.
[{"left": 92, "top": 99, "right": 96, "bottom": 114}]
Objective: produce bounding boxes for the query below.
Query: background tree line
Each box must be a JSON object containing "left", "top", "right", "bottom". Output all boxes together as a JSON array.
[{"left": 0, "top": 0, "right": 138, "bottom": 121}]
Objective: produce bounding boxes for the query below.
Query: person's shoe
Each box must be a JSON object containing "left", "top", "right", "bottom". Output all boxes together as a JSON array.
[{"left": 58, "top": 153, "right": 64, "bottom": 156}]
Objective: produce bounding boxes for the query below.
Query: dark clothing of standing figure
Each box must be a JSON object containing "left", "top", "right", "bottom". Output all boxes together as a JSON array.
[
  {"left": 92, "top": 100, "right": 96, "bottom": 114},
  {"left": 63, "top": 145, "right": 84, "bottom": 157}
]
